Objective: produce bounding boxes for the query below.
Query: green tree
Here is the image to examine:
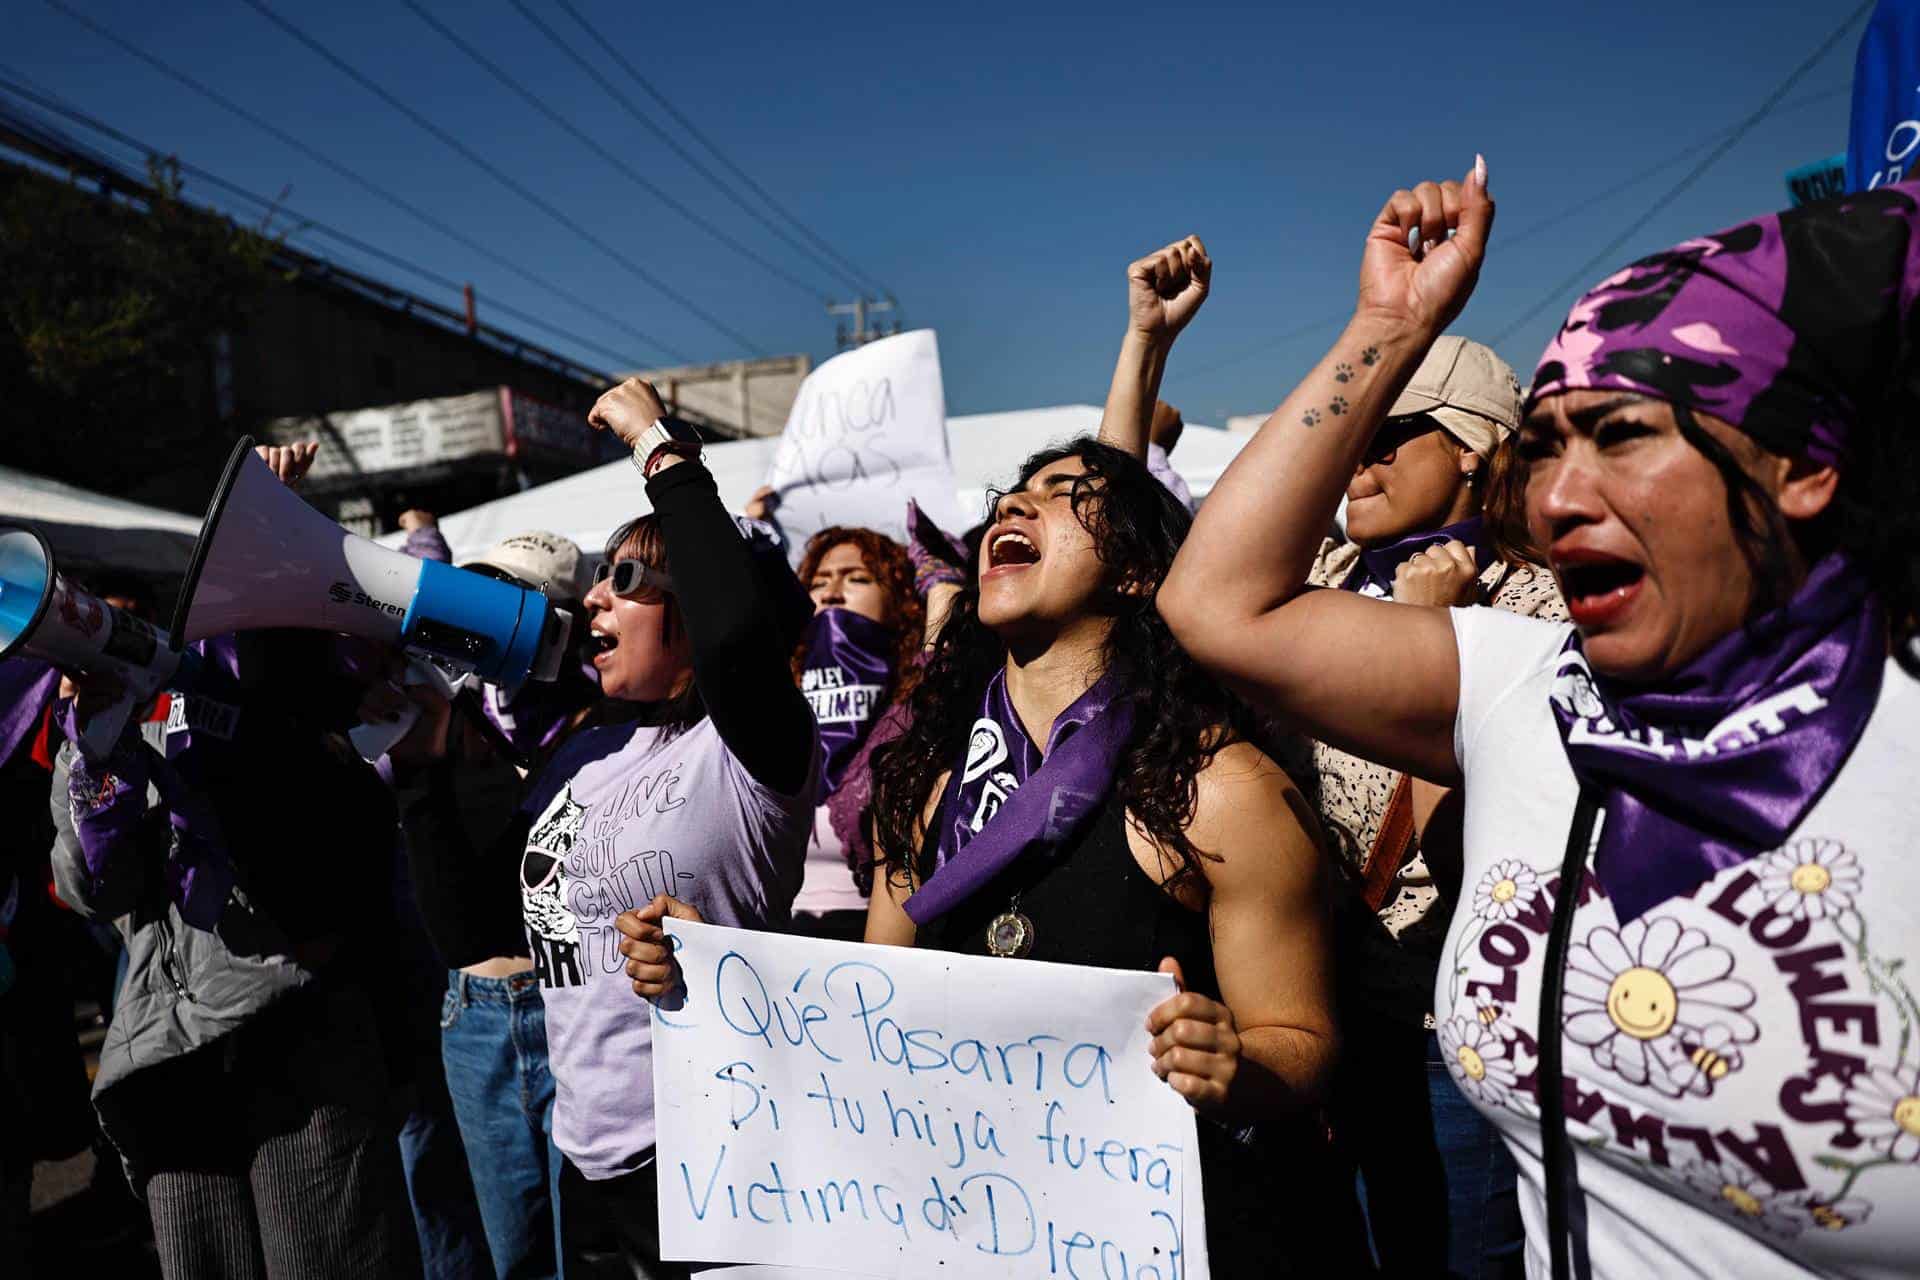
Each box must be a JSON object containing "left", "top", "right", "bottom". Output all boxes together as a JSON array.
[{"left": 0, "top": 156, "right": 282, "bottom": 498}]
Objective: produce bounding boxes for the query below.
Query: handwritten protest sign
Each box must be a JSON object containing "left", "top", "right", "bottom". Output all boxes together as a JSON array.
[
  {"left": 764, "top": 330, "right": 968, "bottom": 561},
  {"left": 652, "top": 922, "right": 1209, "bottom": 1279}
]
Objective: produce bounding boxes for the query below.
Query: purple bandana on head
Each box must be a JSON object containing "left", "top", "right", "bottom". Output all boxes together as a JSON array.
[
  {"left": 799, "top": 608, "right": 898, "bottom": 797},
  {"left": 1529, "top": 181, "right": 1920, "bottom": 467},
  {"left": 1550, "top": 554, "right": 1884, "bottom": 923},
  {"left": 903, "top": 669, "right": 1134, "bottom": 925},
  {"left": 1341, "top": 516, "right": 1494, "bottom": 599}
]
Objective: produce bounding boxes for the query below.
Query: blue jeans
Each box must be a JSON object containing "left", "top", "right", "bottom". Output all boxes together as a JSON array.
[
  {"left": 442, "top": 970, "right": 564, "bottom": 1280},
  {"left": 399, "top": 966, "right": 493, "bottom": 1279},
  {"left": 1337, "top": 1015, "right": 1525, "bottom": 1278}
]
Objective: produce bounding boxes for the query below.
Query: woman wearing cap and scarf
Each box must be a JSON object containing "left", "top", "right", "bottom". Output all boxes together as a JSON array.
[{"left": 1163, "top": 160, "right": 1920, "bottom": 1278}]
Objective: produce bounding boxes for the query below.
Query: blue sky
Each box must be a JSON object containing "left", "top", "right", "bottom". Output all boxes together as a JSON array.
[{"left": 5, "top": 0, "right": 1866, "bottom": 424}]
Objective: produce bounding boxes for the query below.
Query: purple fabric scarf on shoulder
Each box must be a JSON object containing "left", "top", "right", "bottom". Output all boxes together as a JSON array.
[
  {"left": 903, "top": 669, "right": 1132, "bottom": 925},
  {"left": 1340, "top": 516, "right": 1494, "bottom": 599},
  {"left": 1550, "top": 555, "right": 1883, "bottom": 922}
]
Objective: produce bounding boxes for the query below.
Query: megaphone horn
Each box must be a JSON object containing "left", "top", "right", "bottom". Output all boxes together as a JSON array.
[
  {"left": 170, "top": 437, "right": 570, "bottom": 686},
  {"left": 0, "top": 524, "right": 200, "bottom": 758}
]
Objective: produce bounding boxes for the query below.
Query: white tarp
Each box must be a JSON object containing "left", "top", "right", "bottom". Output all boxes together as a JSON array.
[
  {"left": 764, "top": 329, "right": 966, "bottom": 558},
  {"left": 652, "top": 920, "right": 1209, "bottom": 1279},
  {"left": 0, "top": 465, "right": 201, "bottom": 581},
  {"left": 388, "top": 406, "right": 1253, "bottom": 563}
]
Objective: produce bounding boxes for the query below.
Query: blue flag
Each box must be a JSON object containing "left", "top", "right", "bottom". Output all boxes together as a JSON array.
[{"left": 1849, "top": 0, "right": 1920, "bottom": 192}]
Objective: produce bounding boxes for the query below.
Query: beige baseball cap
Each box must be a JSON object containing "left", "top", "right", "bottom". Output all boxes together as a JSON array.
[
  {"left": 1385, "top": 335, "right": 1522, "bottom": 459},
  {"left": 461, "top": 530, "right": 586, "bottom": 601}
]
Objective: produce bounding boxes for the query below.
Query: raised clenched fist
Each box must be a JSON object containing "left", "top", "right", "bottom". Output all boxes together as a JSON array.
[
  {"left": 254, "top": 441, "right": 319, "bottom": 490},
  {"left": 588, "top": 378, "right": 671, "bottom": 451},
  {"left": 1391, "top": 539, "right": 1483, "bottom": 608},
  {"left": 1128, "top": 235, "right": 1212, "bottom": 345},
  {"left": 1356, "top": 156, "right": 1494, "bottom": 340}
]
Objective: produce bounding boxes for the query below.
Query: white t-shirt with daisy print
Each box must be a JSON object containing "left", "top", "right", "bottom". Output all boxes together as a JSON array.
[{"left": 1442, "top": 606, "right": 1920, "bottom": 1280}]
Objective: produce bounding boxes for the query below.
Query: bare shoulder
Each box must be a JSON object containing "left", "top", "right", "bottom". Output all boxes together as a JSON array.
[{"left": 1189, "top": 739, "right": 1324, "bottom": 890}]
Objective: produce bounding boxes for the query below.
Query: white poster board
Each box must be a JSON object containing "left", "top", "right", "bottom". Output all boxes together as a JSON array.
[
  {"left": 652, "top": 921, "right": 1209, "bottom": 1279},
  {"left": 763, "top": 330, "right": 967, "bottom": 561}
]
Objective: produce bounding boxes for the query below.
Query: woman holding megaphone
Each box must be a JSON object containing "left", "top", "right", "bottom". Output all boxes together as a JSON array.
[
  {"left": 49, "top": 441, "right": 421, "bottom": 1279},
  {"left": 392, "top": 378, "right": 819, "bottom": 1277}
]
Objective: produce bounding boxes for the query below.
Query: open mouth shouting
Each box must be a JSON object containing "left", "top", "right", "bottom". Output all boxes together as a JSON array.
[
  {"left": 1552, "top": 546, "right": 1646, "bottom": 629},
  {"left": 982, "top": 523, "right": 1043, "bottom": 579},
  {"left": 588, "top": 624, "right": 621, "bottom": 667}
]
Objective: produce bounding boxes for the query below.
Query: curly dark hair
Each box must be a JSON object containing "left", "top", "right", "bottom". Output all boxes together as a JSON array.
[
  {"left": 791, "top": 526, "right": 926, "bottom": 702},
  {"left": 869, "top": 437, "right": 1259, "bottom": 890}
]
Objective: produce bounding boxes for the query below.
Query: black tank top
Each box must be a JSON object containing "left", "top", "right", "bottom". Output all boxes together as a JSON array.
[
  {"left": 913, "top": 792, "right": 1369, "bottom": 1274},
  {"left": 915, "top": 795, "right": 1217, "bottom": 993}
]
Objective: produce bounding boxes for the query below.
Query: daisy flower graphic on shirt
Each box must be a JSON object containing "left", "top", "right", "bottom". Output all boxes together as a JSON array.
[
  {"left": 1472, "top": 859, "right": 1540, "bottom": 923},
  {"left": 1561, "top": 917, "right": 1759, "bottom": 1098},
  {"left": 1754, "top": 839, "right": 1860, "bottom": 923},
  {"left": 1676, "top": 1160, "right": 1805, "bottom": 1239},
  {"left": 1844, "top": 1062, "right": 1920, "bottom": 1162},
  {"left": 1438, "top": 1014, "right": 1519, "bottom": 1109}
]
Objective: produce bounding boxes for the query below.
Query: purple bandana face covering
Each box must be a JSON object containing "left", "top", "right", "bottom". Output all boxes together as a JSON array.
[
  {"left": 903, "top": 669, "right": 1134, "bottom": 925},
  {"left": 1550, "top": 554, "right": 1885, "bottom": 922},
  {"left": 1528, "top": 182, "right": 1920, "bottom": 467},
  {"left": 1341, "top": 516, "right": 1493, "bottom": 599},
  {"left": 800, "top": 607, "right": 898, "bottom": 797}
]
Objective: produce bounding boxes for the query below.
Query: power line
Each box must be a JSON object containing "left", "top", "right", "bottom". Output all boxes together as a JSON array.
[
  {"left": 1487, "top": 2, "right": 1873, "bottom": 344},
  {"left": 549, "top": 0, "right": 894, "bottom": 300},
  {"left": 234, "top": 0, "right": 767, "bottom": 356},
  {"left": 0, "top": 77, "right": 648, "bottom": 374},
  {"left": 399, "top": 0, "right": 832, "bottom": 305},
  {"left": 507, "top": 0, "right": 875, "bottom": 300},
  {"left": 37, "top": 0, "right": 691, "bottom": 364},
  {"left": 1170, "top": 82, "right": 1853, "bottom": 384}
]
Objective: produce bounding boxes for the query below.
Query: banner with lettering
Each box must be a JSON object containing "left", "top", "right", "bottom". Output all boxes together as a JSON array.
[
  {"left": 764, "top": 330, "right": 968, "bottom": 563},
  {"left": 652, "top": 921, "right": 1210, "bottom": 1279}
]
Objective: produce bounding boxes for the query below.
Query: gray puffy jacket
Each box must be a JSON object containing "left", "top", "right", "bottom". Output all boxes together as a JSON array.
[{"left": 48, "top": 735, "right": 311, "bottom": 1105}]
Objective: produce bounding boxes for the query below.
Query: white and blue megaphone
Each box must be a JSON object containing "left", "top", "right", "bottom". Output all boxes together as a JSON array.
[
  {"left": 1, "top": 437, "right": 571, "bottom": 758},
  {"left": 0, "top": 524, "right": 201, "bottom": 758},
  {"left": 169, "top": 436, "right": 573, "bottom": 685}
]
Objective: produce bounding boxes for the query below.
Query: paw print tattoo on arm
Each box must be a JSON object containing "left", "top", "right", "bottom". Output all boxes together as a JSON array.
[
  {"left": 1301, "top": 409, "right": 1322, "bottom": 427},
  {"left": 1360, "top": 345, "right": 1380, "bottom": 366},
  {"left": 1333, "top": 362, "right": 1353, "bottom": 383},
  {"left": 1330, "top": 397, "right": 1349, "bottom": 416}
]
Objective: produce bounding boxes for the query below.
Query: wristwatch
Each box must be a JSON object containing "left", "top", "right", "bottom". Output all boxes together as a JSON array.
[{"left": 631, "top": 416, "right": 704, "bottom": 477}]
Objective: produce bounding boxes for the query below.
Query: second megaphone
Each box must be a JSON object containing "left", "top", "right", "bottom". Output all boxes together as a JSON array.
[{"left": 170, "top": 437, "right": 572, "bottom": 685}]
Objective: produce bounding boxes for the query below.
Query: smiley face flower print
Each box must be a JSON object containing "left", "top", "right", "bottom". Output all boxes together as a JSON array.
[{"left": 1560, "top": 916, "right": 1759, "bottom": 1098}]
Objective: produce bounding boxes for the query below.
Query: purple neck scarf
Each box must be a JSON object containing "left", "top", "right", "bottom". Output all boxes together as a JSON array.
[
  {"left": 1550, "top": 554, "right": 1885, "bottom": 922},
  {"left": 482, "top": 662, "right": 600, "bottom": 758},
  {"left": 799, "top": 608, "right": 898, "bottom": 797},
  {"left": 903, "top": 668, "right": 1133, "bottom": 925},
  {"left": 1341, "top": 516, "right": 1494, "bottom": 599},
  {"left": 0, "top": 657, "right": 58, "bottom": 770}
]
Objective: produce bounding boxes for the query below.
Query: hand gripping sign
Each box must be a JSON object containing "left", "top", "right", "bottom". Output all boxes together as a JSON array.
[{"left": 652, "top": 922, "right": 1210, "bottom": 1279}]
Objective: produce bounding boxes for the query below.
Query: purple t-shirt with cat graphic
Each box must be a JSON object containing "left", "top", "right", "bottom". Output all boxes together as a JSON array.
[{"left": 519, "top": 714, "right": 817, "bottom": 1179}]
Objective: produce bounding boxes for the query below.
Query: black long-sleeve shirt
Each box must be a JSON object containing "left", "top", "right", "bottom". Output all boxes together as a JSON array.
[{"left": 398, "top": 457, "right": 815, "bottom": 967}]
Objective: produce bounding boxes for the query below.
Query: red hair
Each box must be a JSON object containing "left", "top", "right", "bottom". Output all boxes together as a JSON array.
[{"left": 792, "top": 526, "right": 924, "bottom": 701}]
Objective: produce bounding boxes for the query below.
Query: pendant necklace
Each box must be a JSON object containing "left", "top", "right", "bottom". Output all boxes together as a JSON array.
[{"left": 986, "top": 892, "right": 1034, "bottom": 959}]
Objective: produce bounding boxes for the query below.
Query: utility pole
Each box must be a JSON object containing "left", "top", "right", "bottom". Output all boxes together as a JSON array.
[{"left": 828, "top": 296, "right": 900, "bottom": 349}]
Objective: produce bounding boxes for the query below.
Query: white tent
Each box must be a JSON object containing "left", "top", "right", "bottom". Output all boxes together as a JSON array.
[
  {"left": 397, "top": 405, "right": 1255, "bottom": 561},
  {"left": 0, "top": 464, "right": 202, "bottom": 583}
]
